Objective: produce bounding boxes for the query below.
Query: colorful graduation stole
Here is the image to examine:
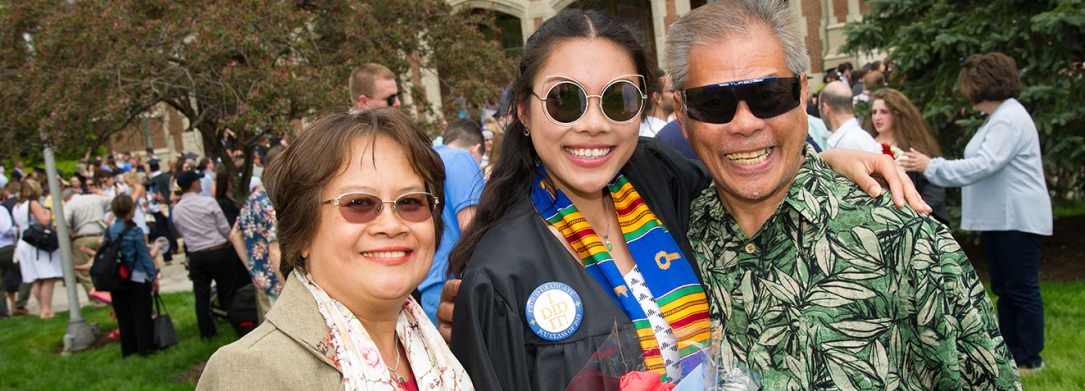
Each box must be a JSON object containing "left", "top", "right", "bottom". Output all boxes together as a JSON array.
[{"left": 530, "top": 164, "right": 711, "bottom": 381}]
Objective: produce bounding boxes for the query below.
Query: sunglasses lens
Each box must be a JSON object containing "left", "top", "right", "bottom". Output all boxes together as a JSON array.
[
  {"left": 394, "top": 194, "right": 434, "bottom": 222},
  {"left": 685, "top": 86, "right": 738, "bottom": 124},
  {"left": 600, "top": 81, "right": 644, "bottom": 123},
  {"left": 747, "top": 79, "right": 800, "bottom": 119},
  {"left": 338, "top": 194, "right": 381, "bottom": 223},
  {"left": 545, "top": 82, "right": 588, "bottom": 124}
]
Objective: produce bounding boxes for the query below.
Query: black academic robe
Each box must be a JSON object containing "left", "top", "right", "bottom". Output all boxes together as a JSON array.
[{"left": 451, "top": 137, "right": 711, "bottom": 391}]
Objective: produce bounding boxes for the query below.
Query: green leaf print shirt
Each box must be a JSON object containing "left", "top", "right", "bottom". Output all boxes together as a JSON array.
[{"left": 688, "top": 146, "right": 1021, "bottom": 391}]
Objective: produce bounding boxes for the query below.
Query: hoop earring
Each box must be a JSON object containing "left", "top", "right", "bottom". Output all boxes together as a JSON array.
[{"left": 523, "top": 127, "right": 530, "bottom": 136}]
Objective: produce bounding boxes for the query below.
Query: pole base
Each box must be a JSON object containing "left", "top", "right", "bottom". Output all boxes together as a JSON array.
[{"left": 64, "top": 320, "right": 100, "bottom": 354}]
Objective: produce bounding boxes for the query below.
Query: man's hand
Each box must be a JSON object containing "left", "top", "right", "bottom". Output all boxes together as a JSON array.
[
  {"left": 437, "top": 279, "right": 461, "bottom": 343},
  {"left": 820, "top": 149, "right": 932, "bottom": 213}
]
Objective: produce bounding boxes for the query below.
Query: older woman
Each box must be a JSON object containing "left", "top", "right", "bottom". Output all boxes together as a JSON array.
[
  {"left": 903, "top": 52, "right": 1051, "bottom": 373},
  {"left": 197, "top": 109, "right": 473, "bottom": 390}
]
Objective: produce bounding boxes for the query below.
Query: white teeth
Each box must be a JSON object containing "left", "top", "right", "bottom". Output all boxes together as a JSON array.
[
  {"left": 565, "top": 147, "right": 611, "bottom": 159},
  {"left": 362, "top": 251, "right": 408, "bottom": 258},
  {"left": 726, "top": 147, "right": 772, "bottom": 165}
]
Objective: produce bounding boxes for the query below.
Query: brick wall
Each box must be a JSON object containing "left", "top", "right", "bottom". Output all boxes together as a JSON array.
[
  {"left": 801, "top": 0, "right": 824, "bottom": 74},
  {"left": 832, "top": 0, "right": 848, "bottom": 24}
]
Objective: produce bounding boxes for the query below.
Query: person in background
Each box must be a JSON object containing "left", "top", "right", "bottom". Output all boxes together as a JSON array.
[
  {"left": 481, "top": 117, "right": 505, "bottom": 178},
  {"left": 422, "top": 118, "right": 485, "bottom": 324},
  {"left": 147, "top": 160, "right": 176, "bottom": 265},
  {"left": 63, "top": 186, "right": 113, "bottom": 306},
  {"left": 0, "top": 166, "right": 7, "bottom": 189},
  {"left": 172, "top": 170, "right": 241, "bottom": 339},
  {"left": 1, "top": 181, "right": 30, "bottom": 316},
  {"left": 638, "top": 68, "right": 670, "bottom": 137},
  {"left": 820, "top": 81, "right": 881, "bottom": 153},
  {"left": 903, "top": 52, "right": 1052, "bottom": 374},
  {"left": 199, "top": 109, "right": 472, "bottom": 390},
  {"left": 350, "top": 63, "right": 402, "bottom": 110},
  {"left": 853, "top": 70, "right": 883, "bottom": 105},
  {"left": 837, "top": 62, "right": 853, "bottom": 86},
  {"left": 12, "top": 179, "right": 63, "bottom": 319},
  {"left": 10, "top": 160, "right": 25, "bottom": 183},
  {"left": 106, "top": 194, "right": 164, "bottom": 357},
  {"left": 229, "top": 147, "right": 285, "bottom": 324},
  {"left": 868, "top": 88, "right": 950, "bottom": 224},
  {"left": 123, "top": 171, "right": 151, "bottom": 240},
  {"left": 214, "top": 164, "right": 240, "bottom": 227},
  {"left": 198, "top": 157, "right": 215, "bottom": 198},
  {"left": 0, "top": 189, "right": 16, "bottom": 319}
]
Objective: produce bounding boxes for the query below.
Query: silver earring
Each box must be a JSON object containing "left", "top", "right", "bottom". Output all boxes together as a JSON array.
[{"left": 523, "top": 127, "right": 530, "bottom": 136}]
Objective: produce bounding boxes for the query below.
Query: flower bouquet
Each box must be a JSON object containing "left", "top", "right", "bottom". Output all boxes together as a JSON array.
[{"left": 566, "top": 324, "right": 760, "bottom": 391}]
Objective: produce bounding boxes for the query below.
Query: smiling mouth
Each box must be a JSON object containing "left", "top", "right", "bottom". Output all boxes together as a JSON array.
[
  {"left": 726, "top": 147, "right": 773, "bottom": 165},
  {"left": 361, "top": 251, "right": 409, "bottom": 258},
  {"left": 565, "top": 147, "right": 612, "bottom": 159}
]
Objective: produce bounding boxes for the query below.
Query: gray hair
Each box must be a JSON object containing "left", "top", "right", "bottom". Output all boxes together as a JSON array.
[{"left": 664, "top": 0, "right": 809, "bottom": 91}]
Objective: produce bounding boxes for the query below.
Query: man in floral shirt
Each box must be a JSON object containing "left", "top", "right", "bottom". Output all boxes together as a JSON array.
[
  {"left": 665, "top": 1, "right": 1021, "bottom": 389},
  {"left": 230, "top": 147, "right": 285, "bottom": 322}
]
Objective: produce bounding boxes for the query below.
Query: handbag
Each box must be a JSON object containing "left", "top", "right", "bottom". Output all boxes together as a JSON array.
[
  {"left": 22, "top": 203, "right": 59, "bottom": 253},
  {"left": 153, "top": 292, "right": 179, "bottom": 349}
]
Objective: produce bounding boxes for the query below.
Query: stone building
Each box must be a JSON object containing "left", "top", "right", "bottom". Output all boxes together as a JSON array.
[{"left": 450, "top": 0, "right": 884, "bottom": 92}]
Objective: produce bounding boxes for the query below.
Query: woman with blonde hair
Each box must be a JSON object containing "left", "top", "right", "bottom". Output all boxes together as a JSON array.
[
  {"left": 868, "top": 88, "right": 949, "bottom": 223},
  {"left": 12, "top": 179, "right": 63, "bottom": 318}
]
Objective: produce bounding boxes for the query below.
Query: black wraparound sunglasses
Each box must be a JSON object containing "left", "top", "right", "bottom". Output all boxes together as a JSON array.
[{"left": 681, "top": 76, "right": 801, "bottom": 124}]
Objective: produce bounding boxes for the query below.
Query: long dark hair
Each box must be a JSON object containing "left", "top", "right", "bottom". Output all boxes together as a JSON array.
[{"left": 447, "top": 9, "right": 652, "bottom": 277}]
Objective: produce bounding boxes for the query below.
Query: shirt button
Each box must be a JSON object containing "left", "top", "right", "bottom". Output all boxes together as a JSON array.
[{"left": 744, "top": 243, "right": 756, "bottom": 254}]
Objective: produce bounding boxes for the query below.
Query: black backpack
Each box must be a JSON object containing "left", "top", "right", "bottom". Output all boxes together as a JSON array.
[{"left": 91, "top": 225, "right": 136, "bottom": 292}]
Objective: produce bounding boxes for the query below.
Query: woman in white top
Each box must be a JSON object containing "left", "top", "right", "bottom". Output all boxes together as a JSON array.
[
  {"left": 12, "top": 179, "right": 63, "bottom": 319},
  {"left": 903, "top": 52, "right": 1051, "bottom": 372}
]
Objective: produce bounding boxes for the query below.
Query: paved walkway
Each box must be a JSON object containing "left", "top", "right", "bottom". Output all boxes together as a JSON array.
[{"left": 22, "top": 253, "right": 193, "bottom": 316}]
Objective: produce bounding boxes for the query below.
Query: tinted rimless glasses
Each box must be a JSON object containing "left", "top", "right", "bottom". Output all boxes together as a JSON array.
[
  {"left": 322, "top": 192, "right": 438, "bottom": 224},
  {"left": 531, "top": 75, "right": 647, "bottom": 126},
  {"left": 681, "top": 76, "right": 801, "bottom": 124}
]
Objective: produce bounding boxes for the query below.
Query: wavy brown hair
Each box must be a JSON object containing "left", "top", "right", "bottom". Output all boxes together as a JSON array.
[
  {"left": 264, "top": 109, "right": 445, "bottom": 278},
  {"left": 868, "top": 88, "right": 942, "bottom": 157}
]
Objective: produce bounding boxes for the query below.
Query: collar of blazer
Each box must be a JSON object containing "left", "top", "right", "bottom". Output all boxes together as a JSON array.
[{"left": 265, "top": 276, "right": 341, "bottom": 371}]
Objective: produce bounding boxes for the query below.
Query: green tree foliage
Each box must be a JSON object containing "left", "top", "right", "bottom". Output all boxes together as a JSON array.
[
  {"left": 843, "top": 0, "right": 1085, "bottom": 198},
  {"left": 0, "top": 0, "right": 516, "bottom": 203}
]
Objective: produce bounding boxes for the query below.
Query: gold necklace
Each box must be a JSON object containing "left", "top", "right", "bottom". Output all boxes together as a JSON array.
[{"left": 602, "top": 196, "right": 613, "bottom": 251}]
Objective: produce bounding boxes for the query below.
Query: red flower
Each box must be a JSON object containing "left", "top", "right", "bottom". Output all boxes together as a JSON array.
[{"left": 881, "top": 143, "right": 895, "bottom": 158}]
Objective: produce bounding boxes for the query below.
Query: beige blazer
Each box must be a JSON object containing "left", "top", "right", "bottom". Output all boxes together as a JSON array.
[{"left": 196, "top": 276, "right": 343, "bottom": 390}]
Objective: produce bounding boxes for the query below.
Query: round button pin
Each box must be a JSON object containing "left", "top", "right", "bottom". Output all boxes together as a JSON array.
[{"left": 525, "top": 282, "right": 584, "bottom": 341}]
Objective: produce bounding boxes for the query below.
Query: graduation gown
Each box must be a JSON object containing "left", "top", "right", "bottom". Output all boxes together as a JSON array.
[{"left": 451, "top": 137, "right": 711, "bottom": 391}]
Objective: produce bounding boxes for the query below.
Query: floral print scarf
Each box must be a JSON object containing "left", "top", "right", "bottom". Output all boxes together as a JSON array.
[{"left": 296, "top": 271, "right": 474, "bottom": 390}]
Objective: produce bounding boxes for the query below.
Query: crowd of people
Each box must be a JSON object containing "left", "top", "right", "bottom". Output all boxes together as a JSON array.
[{"left": 1, "top": 0, "right": 1052, "bottom": 389}]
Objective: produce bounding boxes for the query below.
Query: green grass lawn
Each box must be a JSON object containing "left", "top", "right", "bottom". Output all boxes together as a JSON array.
[
  {"left": 1, "top": 284, "right": 1083, "bottom": 390},
  {"left": 0, "top": 292, "right": 234, "bottom": 391},
  {"left": 1013, "top": 281, "right": 1085, "bottom": 390}
]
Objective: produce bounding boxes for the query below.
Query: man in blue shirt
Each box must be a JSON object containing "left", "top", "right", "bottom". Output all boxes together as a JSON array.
[{"left": 421, "top": 118, "right": 485, "bottom": 324}]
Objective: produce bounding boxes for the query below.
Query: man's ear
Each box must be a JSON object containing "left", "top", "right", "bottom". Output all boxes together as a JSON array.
[
  {"left": 356, "top": 94, "right": 369, "bottom": 110},
  {"left": 469, "top": 144, "right": 483, "bottom": 164},
  {"left": 675, "top": 93, "right": 690, "bottom": 140}
]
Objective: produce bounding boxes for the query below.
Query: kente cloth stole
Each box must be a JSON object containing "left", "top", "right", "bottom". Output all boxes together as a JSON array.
[{"left": 530, "top": 165, "right": 711, "bottom": 380}]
